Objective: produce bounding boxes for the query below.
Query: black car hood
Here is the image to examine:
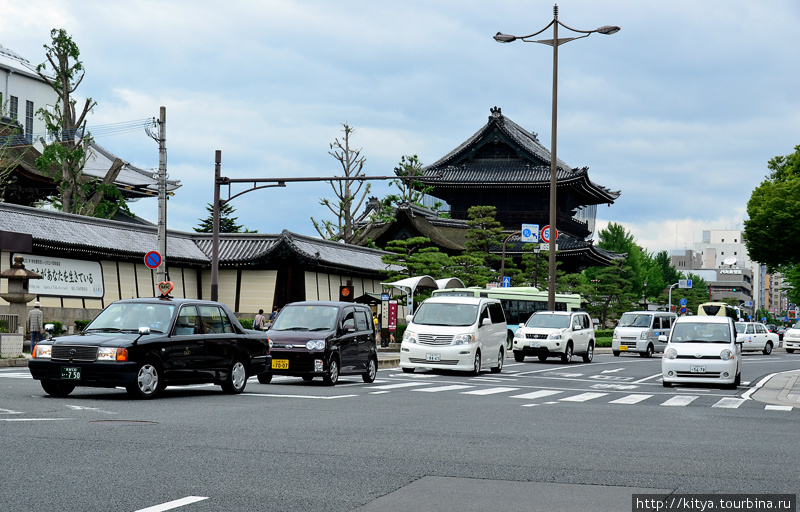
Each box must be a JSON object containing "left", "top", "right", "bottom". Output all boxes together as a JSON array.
[
  {"left": 267, "top": 329, "right": 334, "bottom": 344},
  {"left": 48, "top": 333, "right": 149, "bottom": 347}
]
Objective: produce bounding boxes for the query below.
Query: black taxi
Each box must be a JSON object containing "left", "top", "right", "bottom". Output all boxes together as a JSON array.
[{"left": 28, "top": 297, "right": 271, "bottom": 399}]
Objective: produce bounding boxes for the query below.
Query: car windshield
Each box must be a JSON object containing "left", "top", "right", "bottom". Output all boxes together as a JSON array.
[
  {"left": 618, "top": 313, "right": 652, "bottom": 328},
  {"left": 525, "top": 313, "right": 570, "bottom": 329},
  {"left": 413, "top": 303, "right": 478, "bottom": 327},
  {"left": 735, "top": 323, "right": 746, "bottom": 334},
  {"left": 670, "top": 323, "right": 731, "bottom": 343},
  {"left": 86, "top": 303, "right": 175, "bottom": 333},
  {"left": 271, "top": 305, "right": 339, "bottom": 331},
  {"left": 795, "top": 321, "right": 800, "bottom": 329}
]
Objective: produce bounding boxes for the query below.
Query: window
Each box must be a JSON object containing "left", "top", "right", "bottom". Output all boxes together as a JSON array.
[
  {"left": 341, "top": 310, "right": 356, "bottom": 331},
  {"left": 175, "top": 306, "right": 200, "bottom": 335},
  {"left": 198, "top": 305, "right": 232, "bottom": 334},
  {"left": 479, "top": 306, "right": 491, "bottom": 325},
  {"left": 354, "top": 310, "right": 369, "bottom": 331},
  {"left": 25, "top": 100, "right": 33, "bottom": 143},
  {"left": 9, "top": 96, "right": 18, "bottom": 121},
  {"left": 746, "top": 324, "right": 754, "bottom": 334},
  {"left": 488, "top": 303, "right": 505, "bottom": 324}
]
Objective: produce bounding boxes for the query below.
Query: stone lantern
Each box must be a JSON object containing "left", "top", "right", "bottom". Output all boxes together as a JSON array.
[{"left": 0, "top": 256, "right": 42, "bottom": 357}]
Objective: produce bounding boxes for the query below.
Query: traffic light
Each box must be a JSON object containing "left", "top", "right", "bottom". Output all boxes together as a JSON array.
[{"left": 339, "top": 285, "right": 354, "bottom": 302}]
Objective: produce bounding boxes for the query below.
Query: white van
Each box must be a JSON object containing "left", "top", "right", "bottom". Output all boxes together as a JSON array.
[
  {"left": 612, "top": 311, "right": 676, "bottom": 357},
  {"left": 399, "top": 296, "right": 507, "bottom": 375}
]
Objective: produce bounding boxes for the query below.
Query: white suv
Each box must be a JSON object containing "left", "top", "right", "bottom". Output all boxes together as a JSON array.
[
  {"left": 512, "top": 311, "right": 595, "bottom": 363},
  {"left": 783, "top": 321, "right": 800, "bottom": 354}
]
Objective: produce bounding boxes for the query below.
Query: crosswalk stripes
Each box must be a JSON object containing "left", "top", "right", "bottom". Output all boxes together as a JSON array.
[
  {"left": 414, "top": 385, "right": 474, "bottom": 393},
  {"left": 661, "top": 395, "right": 699, "bottom": 407},
  {"left": 712, "top": 397, "right": 746, "bottom": 409},
  {"left": 511, "top": 390, "right": 563, "bottom": 400},
  {"left": 461, "top": 387, "right": 519, "bottom": 396},
  {"left": 559, "top": 392, "right": 608, "bottom": 402},
  {"left": 609, "top": 394, "right": 653, "bottom": 405}
]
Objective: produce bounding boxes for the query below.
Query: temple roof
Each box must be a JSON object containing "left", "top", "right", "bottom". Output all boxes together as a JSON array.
[{"left": 418, "top": 107, "right": 620, "bottom": 204}]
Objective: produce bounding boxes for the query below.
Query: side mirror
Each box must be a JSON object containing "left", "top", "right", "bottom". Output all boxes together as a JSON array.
[
  {"left": 519, "top": 323, "right": 525, "bottom": 329},
  {"left": 44, "top": 323, "right": 55, "bottom": 333},
  {"left": 406, "top": 314, "right": 413, "bottom": 323},
  {"left": 658, "top": 335, "right": 668, "bottom": 342},
  {"left": 482, "top": 318, "right": 492, "bottom": 327},
  {"left": 138, "top": 326, "right": 151, "bottom": 336}
]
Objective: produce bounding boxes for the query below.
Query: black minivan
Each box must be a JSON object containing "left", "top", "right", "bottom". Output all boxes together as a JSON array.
[{"left": 258, "top": 301, "right": 378, "bottom": 385}]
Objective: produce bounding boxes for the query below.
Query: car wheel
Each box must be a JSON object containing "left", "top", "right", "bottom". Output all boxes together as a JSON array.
[
  {"left": 41, "top": 380, "right": 75, "bottom": 398},
  {"left": 222, "top": 359, "right": 248, "bottom": 394},
  {"left": 126, "top": 359, "right": 164, "bottom": 399},
  {"left": 257, "top": 373, "right": 273, "bottom": 384},
  {"left": 506, "top": 331, "right": 514, "bottom": 351},
  {"left": 323, "top": 357, "right": 340, "bottom": 385},
  {"left": 560, "top": 343, "right": 573, "bottom": 364},
  {"left": 787, "top": 349, "right": 795, "bottom": 354},
  {"left": 471, "top": 351, "right": 482, "bottom": 376},
  {"left": 537, "top": 354, "right": 548, "bottom": 362},
  {"left": 662, "top": 380, "right": 673, "bottom": 388},
  {"left": 643, "top": 344, "right": 654, "bottom": 358},
  {"left": 362, "top": 357, "right": 378, "bottom": 383},
  {"left": 491, "top": 347, "right": 504, "bottom": 373},
  {"left": 733, "top": 372, "right": 741, "bottom": 387},
  {"left": 514, "top": 352, "right": 525, "bottom": 362},
  {"left": 763, "top": 342, "right": 773, "bottom": 355},
  {"left": 401, "top": 367, "right": 415, "bottom": 373},
  {"left": 612, "top": 350, "right": 620, "bottom": 357},
  {"left": 302, "top": 375, "right": 314, "bottom": 382},
  {"left": 582, "top": 343, "right": 594, "bottom": 363}
]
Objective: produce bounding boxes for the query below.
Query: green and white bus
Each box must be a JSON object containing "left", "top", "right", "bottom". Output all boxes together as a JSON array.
[{"left": 430, "top": 286, "right": 583, "bottom": 349}]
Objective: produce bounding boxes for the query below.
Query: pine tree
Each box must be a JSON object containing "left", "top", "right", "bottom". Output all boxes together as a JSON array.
[{"left": 194, "top": 203, "right": 256, "bottom": 233}]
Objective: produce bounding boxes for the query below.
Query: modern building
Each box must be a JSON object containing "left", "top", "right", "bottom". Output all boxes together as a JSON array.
[{"left": 0, "top": 43, "right": 54, "bottom": 149}]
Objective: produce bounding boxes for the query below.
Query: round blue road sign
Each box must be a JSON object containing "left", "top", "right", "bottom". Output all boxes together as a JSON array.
[{"left": 144, "top": 251, "right": 162, "bottom": 269}]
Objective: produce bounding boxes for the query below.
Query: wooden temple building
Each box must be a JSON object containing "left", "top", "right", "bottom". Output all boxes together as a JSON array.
[{"left": 355, "top": 107, "right": 622, "bottom": 273}]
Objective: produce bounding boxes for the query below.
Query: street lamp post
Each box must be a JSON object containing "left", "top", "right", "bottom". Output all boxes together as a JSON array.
[{"left": 495, "top": 5, "right": 619, "bottom": 310}]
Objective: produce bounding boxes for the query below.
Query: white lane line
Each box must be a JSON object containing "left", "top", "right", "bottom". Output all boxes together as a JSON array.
[
  {"left": 601, "top": 368, "right": 625, "bottom": 374},
  {"left": 135, "top": 496, "right": 208, "bottom": 512},
  {"left": 633, "top": 373, "right": 664, "bottom": 384},
  {"left": 244, "top": 393, "right": 357, "bottom": 400},
  {"left": 559, "top": 392, "right": 608, "bottom": 402},
  {"left": 511, "top": 390, "right": 563, "bottom": 400},
  {"left": 0, "top": 408, "right": 22, "bottom": 415},
  {"left": 461, "top": 387, "right": 519, "bottom": 396},
  {"left": 661, "top": 395, "right": 698, "bottom": 406},
  {"left": 765, "top": 405, "right": 794, "bottom": 411},
  {"left": 741, "top": 371, "right": 782, "bottom": 401},
  {"left": 712, "top": 397, "right": 746, "bottom": 409},
  {"left": 388, "top": 373, "right": 440, "bottom": 378},
  {"left": 0, "top": 418, "right": 73, "bottom": 422},
  {"left": 369, "top": 391, "right": 391, "bottom": 395},
  {"left": 0, "top": 372, "right": 32, "bottom": 379},
  {"left": 414, "top": 385, "right": 474, "bottom": 393},
  {"left": 369, "top": 382, "right": 432, "bottom": 390},
  {"left": 609, "top": 394, "right": 653, "bottom": 405}
]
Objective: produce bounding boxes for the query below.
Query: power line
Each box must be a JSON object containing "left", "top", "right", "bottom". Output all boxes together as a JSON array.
[{"left": 0, "top": 118, "right": 152, "bottom": 147}]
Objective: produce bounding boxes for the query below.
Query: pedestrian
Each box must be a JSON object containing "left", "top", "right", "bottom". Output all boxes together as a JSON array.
[
  {"left": 269, "top": 306, "right": 278, "bottom": 323},
  {"left": 27, "top": 301, "right": 44, "bottom": 354},
  {"left": 253, "top": 309, "right": 266, "bottom": 331}
]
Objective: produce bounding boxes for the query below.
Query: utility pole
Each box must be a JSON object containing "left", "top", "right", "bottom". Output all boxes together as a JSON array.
[{"left": 156, "top": 106, "right": 168, "bottom": 284}]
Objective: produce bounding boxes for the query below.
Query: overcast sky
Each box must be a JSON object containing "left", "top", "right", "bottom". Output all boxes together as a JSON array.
[{"left": 2, "top": 0, "right": 799, "bottom": 256}]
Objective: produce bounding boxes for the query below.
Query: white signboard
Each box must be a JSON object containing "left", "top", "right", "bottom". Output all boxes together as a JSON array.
[
  {"left": 15, "top": 254, "right": 104, "bottom": 298},
  {"left": 520, "top": 224, "right": 539, "bottom": 243}
]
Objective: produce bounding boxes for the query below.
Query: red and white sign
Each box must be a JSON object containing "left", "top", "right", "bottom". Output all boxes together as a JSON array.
[
  {"left": 144, "top": 251, "right": 162, "bottom": 269},
  {"left": 541, "top": 225, "right": 559, "bottom": 243}
]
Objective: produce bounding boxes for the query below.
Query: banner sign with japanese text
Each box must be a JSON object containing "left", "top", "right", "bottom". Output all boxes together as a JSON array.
[{"left": 14, "top": 253, "right": 104, "bottom": 298}]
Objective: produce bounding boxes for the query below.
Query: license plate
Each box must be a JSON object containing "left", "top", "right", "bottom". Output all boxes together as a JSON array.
[
  {"left": 619, "top": 346, "right": 628, "bottom": 351},
  {"left": 426, "top": 353, "right": 441, "bottom": 362},
  {"left": 272, "top": 359, "right": 289, "bottom": 370},
  {"left": 61, "top": 367, "right": 81, "bottom": 380},
  {"left": 690, "top": 365, "right": 706, "bottom": 373},
  {"left": 530, "top": 342, "right": 541, "bottom": 348}
]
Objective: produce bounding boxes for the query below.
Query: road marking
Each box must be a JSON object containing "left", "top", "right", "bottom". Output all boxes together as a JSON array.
[
  {"left": 471, "top": 377, "right": 518, "bottom": 382},
  {"left": 389, "top": 373, "right": 440, "bottom": 378},
  {"left": 609, "top": 394, "right": 653, "bottom": 405},
  {"left": 633, "top": 373, "right": 663, "bottom": 384},
  {"left": 0, "top": 371, "right": 31, "bottom": 379},
  {"left": 601, "top": 368, "right": 625, "bottom": 374},
  {"left": 369, "top": 382, "right": 432, "bottom": 390},
  {"left": 0, "top": 408, "right": 22, "bottom": 414},
  {"left": 661, "top": 395, "right": 698, "bottom": 406},
  {"left": 765, "top": 405, "right": 793, "bottom": 411},
  {"left": 559, "top": 392, "right": 608, "bottom": 402},
  {"left": 712, "top": 398, "right": 746, "bottom": 409},
  {"left": 0, "top": 418, "right": 73, "bottom": 422},
  {"left": 135, "top": 496, "right": 208, "bottom": 512},
  {"left": 512, "top": 390, "right": 562, "bottom": 400},
  {"left": 414, "top": 385, "right": 474, "bottom": 393},
  {"left": 591, "top": 384, "right": 639, "bottom": 390},
  {"left": 244, "top": 393, "right": 357, "bottom": 400},
  {"left": 461, "top": 387, "right": 519, "bottom": 396}
]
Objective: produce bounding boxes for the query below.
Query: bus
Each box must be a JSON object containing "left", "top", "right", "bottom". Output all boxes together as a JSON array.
[
  {"left": 697, "top": 302, "right": 740, "bottom": 320},
  {"left": 430, "top": 287, "right": 583, "bottom": 349}
]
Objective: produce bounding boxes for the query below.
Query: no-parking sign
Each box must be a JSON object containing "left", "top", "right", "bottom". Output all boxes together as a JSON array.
[{"left": 144, "top": 251, "right": 162, "bottom": 269}]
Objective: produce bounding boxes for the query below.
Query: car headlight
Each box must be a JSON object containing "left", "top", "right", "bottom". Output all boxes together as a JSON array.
[
  {"left": 640, "top": 331, "right": 648, "bottom": 340},
  {"left": 665, "top": 348, "right": 677, "bottom": 359},
  {"left": 720, "top": 349, "right": 733, "bottom": 360},
  {"left": 306, "top": 340, "right": 326, "bottom": 351},
  {"left": 454, "top": 333, "right": 475, "bottom": 345},
  {"left": 97, "top": 347, "right": 128, "bottom": 361},
  {"left": 33, "top": 344, "right": 52, "bottom": 359},
  {"left": 613, "top": 329, "right": 619, "bottom": 339},
  {"left": 403, "top": 331, "right": 418, "bottom": 344},
  {"left": 548, "top": 330, "right": 563, "bottom": 340}
]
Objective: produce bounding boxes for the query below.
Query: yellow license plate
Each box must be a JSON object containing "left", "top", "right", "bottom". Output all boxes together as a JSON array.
[
  {"left": 619, "top": 346, "right": 628, "bottom": 351},
  {"left": 272, "top": 359, "right": 289, "bottom": 370}
]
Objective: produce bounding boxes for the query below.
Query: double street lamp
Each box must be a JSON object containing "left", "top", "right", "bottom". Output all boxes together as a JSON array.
[{"left": 494, "top": 5, "right": 619, "bottom": 310}]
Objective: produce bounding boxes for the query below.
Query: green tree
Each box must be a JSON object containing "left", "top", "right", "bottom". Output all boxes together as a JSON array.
[
  {"left": 194, "top": 203, "right": 256, "bottom": 233},
  {"left": 381, "top": 237, "right": 452, "bottom": 281},
  {"left": 582, "top": 260, "right": 638, "bottom": 327},
  {"left": 35, "top": 28, "right": 127, "bottom": 218},
  {"left": 465, "top": 205, "right": 504, "bottom": 269},
  {"left": 744, "top": 145, "right": 800, "bottom": 269},
  {"left": 447, "top": 254, "right": 494, "bottom": 288},
  {"left": 311, "top": 123, "right": 371, "bottom": 243}
]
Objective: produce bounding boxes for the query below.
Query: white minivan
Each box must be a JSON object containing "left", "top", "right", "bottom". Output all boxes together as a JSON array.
[
  {"left": 612, "top": 311, "right": 676, "bottom": 358},
  {"left": 400, "top": 296, "right": 507, "bottom": 375}
]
